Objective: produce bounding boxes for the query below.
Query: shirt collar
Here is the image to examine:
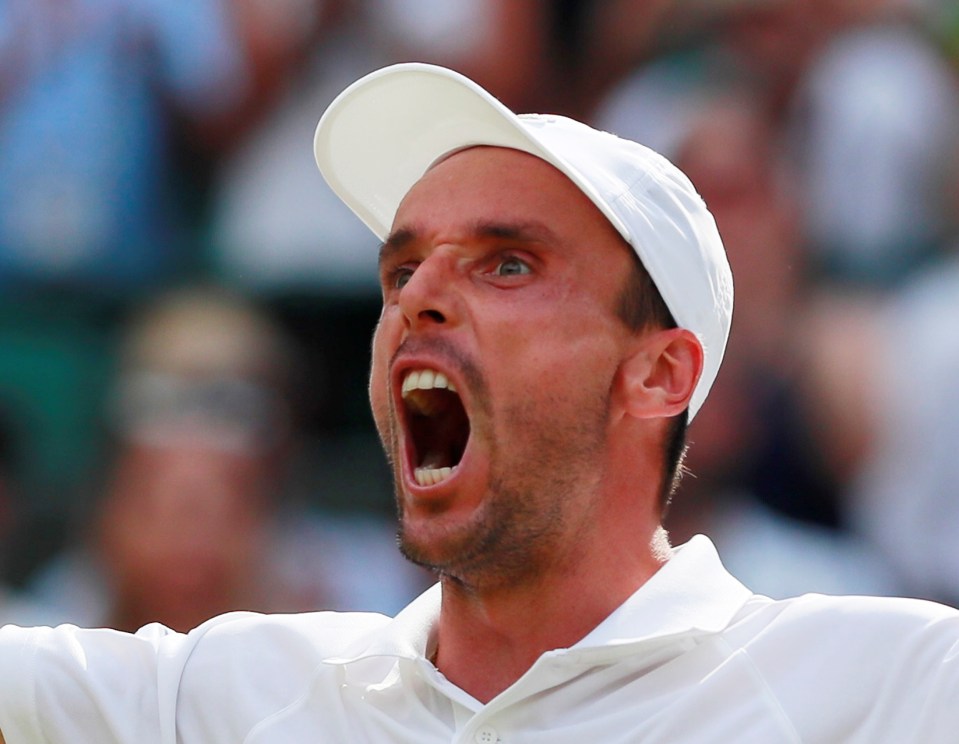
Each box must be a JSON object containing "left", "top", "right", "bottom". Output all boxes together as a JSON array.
[
  {"left": 323, "top": 582, "right": 441, "bottom": 664},
  {"left": 572, "top": 534, "right": 752, "bottom": 651},
  {"left": 324, "top": 535, "right": 751, "bottom": 665}
]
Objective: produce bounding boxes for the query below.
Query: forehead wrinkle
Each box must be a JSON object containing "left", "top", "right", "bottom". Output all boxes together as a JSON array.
[
  {"left": 470, "top": 219, "right": 560, "bottom": 248},
  {"left": 381, "top": 218, "right": 560, "bottom": 263}
]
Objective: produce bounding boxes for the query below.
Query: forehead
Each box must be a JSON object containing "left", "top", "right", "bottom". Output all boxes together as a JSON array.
[{"left": 391, "top": 146, "right": 627, "bottom": 250}]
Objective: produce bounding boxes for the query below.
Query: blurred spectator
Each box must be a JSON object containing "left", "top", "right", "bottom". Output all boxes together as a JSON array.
[
  {"left": 575, "top": 0, "right": 676, "bottom": 112},
  {"left": 593, "top": 0, "right": 959, "bottom": 533},
  {"left": 791, "top": 289, "right": 886, "bottom": 500},
  {"left": 0, "top": 0, "right": 279, "bottom": 515},
  {"left": 592, "top": 0, "right": 825, "bottom": 157},
  {"left": 27, "top": 286, "right": 426, "bottom": 631},
  {"left": 849, "top": 252, "right": 959, "bottom": 606},
  {"left": 600, "top": 73, "right": 837, "bottom": 521},
  {"left": 594, "top": 0, "right": 959, "bottom": 287},
  {"left": 0, "top": 0, "right": 253, "bottom": 292},
  {"left": 366, "top": 0, "right": 547, "bottom": 112},
  {"left": 656, "top": 90, "right": 900, "bottom": 597},
  {"left": 786, "top": 0, "right": 959, "bottom": 284}
]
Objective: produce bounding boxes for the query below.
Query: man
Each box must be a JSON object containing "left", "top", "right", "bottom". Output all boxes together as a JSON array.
[{"left": 0, "top": 63, "right": 956, "bottom": 742}]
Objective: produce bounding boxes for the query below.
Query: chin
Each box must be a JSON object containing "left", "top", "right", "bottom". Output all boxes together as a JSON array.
[
  {"left": 396, "top": 528, "right": 450, "bottom": 574},
  {"left": 395, "top": 508, "right": 478, "bottom": 575}
]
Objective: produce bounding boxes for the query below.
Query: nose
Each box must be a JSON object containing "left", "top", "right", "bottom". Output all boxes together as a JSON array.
[{"left": 397, "top": 251, "right": 460, "bottom": 331}]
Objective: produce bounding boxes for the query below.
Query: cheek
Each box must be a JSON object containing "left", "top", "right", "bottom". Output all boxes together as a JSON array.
[
  {"left": 368, "top": 322, "right": 392, "bottom": 437},
  {"left": 499, "top": 326, "right": 623, "bottom": 420},
  {"left": 492, "top": 298, "right": 623, "bottom": 374}
]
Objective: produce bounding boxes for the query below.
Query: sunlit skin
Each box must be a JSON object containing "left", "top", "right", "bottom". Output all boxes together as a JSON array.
[{"left": 369, "top": 147, "right": 703, "bottom": 702}]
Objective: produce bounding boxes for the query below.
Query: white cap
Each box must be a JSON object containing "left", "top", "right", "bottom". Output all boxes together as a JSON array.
[{"left": 314, "top": 63, "right": 732, "bottom": 419}]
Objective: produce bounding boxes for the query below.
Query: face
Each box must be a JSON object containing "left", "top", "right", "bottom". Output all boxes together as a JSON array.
[
  {"left": 371, "top": 147, "right": 639, "bottom": 590},
  {"left": 100, "top": 442, "right": 270, "bottom": 631}
]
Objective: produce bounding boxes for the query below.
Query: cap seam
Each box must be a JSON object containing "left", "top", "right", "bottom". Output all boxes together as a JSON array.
[{"left": 607, "top": 160, "right": 659, "bottom": 208}]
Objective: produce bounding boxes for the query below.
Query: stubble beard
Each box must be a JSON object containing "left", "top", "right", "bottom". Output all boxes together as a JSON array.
[
  {"left": 393, "top": 380, "right": 612, "bottom": 593},
  {"left": 396, "top": 461, "right": 569, "bottom": 591}
]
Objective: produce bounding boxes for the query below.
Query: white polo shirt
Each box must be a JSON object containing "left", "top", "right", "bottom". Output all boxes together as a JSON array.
[{"left": 1, "top": 535, "right": 957, "bottom": 743}]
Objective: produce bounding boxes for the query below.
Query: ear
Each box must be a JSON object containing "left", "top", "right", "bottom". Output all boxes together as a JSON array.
[{"left": 617, "top": 328, "right": 704, "bottom": 420}]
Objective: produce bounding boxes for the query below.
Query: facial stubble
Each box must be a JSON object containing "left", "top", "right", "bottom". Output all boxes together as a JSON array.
[{"left": 385, "top": 340, "right": 612, "bottom": 592}]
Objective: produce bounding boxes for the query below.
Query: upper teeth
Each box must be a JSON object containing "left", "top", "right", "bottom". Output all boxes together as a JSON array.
[{"left": 401, "top": 369, "right": 457, "bottom": 397}]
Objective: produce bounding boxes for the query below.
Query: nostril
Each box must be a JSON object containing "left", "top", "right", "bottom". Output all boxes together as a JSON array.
[{"left": 420, "top": 309, "right": 445, "bottom": 323}]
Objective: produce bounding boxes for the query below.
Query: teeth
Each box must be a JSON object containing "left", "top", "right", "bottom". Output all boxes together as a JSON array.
[
  {"left": 401, "top": 370, "right": 419, "bottom": 396},
  {"left": 401, "top": 368, "right": 457, "bottom": 397},
  {"left": 414, "top": 466, "right": 456, "bottom": 486}
]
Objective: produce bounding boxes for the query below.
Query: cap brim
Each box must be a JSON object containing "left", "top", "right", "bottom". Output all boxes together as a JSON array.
[{"left": 314, "top": 63, "right": 549, "bottom": 241}]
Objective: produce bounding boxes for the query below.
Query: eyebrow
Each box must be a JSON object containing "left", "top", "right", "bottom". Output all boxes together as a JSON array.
[
  {"left": 379, "top": 227, "right": 417, "bottom": 265},
  {"left": 379, "top": 220, "right": 560, "bottom": 265}
]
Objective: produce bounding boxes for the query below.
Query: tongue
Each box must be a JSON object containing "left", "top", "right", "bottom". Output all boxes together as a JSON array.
[{"left": 420, "top": 449, "right": 451, "bottom": 470}]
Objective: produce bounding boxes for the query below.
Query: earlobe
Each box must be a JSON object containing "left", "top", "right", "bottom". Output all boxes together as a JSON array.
[{"left": 618, "top": 329, "right": 703, "bottom": 419}]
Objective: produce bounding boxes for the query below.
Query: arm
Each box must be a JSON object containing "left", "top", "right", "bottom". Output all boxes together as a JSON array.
[{"left": 0, "top": 624, "right": 183, "bottom": 743}]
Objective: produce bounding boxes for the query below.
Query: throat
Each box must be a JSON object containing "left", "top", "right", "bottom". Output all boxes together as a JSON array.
[
  {"left": 433, "top": 594, "right": 578, "bottom": 704},
  {"left": 408, "top": 400, "right": 469, "bottom": 472}
]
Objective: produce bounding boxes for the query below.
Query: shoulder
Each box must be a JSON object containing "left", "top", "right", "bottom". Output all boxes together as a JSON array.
[
  {"left": 733, "top": 591, "right": 958, "bottom": 637},
  {"left": 183, "top": 608, "right": 393, "bottom": 668},
  {"left": 722, "top": 593, "right": 959, "bottom": 740},
  {"left": 177, "top": 608, "right": 394, "bottom": 700},
  {"left": 726, "top": 592, "right": 959, "bottom": 665},
  {"left": 172, "top": 609, "right": 393, "bottom": 741}
]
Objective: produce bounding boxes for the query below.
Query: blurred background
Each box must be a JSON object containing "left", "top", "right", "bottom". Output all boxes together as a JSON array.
[{"left": 1, "top": 0, "right": 959, "bottom": 628}]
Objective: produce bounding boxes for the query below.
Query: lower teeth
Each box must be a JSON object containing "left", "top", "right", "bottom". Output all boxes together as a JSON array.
[{"left": 414, "top": 465, "right": 455, "bottom": 486}]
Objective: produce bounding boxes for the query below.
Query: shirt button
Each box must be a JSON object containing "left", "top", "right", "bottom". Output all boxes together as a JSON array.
[{"left": 475, "top": 726, "right": 499, "bottom": 743}]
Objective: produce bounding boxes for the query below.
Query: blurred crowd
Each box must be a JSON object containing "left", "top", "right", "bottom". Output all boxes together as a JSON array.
[{"left": 2, "top": 0, "right": 959, "bottom": 629}]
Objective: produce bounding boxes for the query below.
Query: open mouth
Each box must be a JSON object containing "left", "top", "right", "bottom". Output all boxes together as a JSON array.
[{"left": 401, "top": 368, "right": 470, "bottom": 486}]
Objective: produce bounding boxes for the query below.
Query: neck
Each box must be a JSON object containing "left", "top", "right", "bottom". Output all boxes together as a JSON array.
[{"left": 432, "top": 526, "right": 669, "bottom": 702}]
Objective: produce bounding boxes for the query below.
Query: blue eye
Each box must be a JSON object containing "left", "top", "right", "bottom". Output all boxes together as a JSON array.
[{"left": 494, "top": 257, "right": 531, "bottom": 277}]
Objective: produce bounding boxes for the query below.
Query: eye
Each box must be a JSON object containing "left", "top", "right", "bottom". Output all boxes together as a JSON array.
[
  {"left": 492, "top": 256, "right": 532, "bottom": 277},
  {"left": 392, "top": 266, "right": 415, "bottom": 289}
]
